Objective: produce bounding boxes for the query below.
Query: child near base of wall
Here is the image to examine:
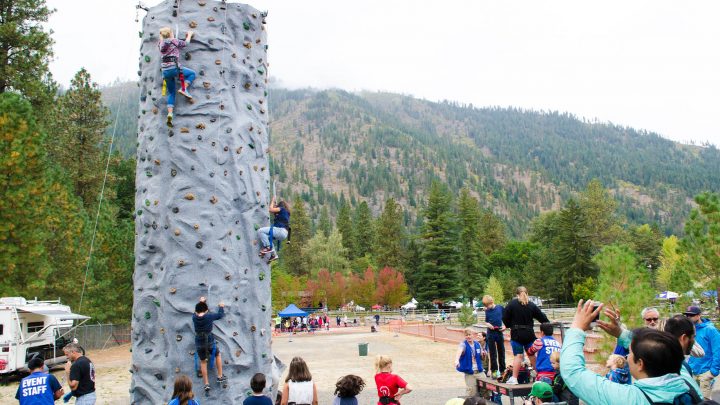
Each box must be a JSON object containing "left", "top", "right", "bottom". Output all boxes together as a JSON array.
[
  {"left": 333, "top": 374, "right": 365, "bottom": 405},
  {"left": 604, "top": 354, "right": 631, "bottom": 385},
  {"left": 158, "top": 26, "right": 197, "bottom": 127},
  {"left": 169, "top": 375, "right": 201, "bottom": 405},
  {"left": 243, "top": 373, "right": 273, "bottom": 405},
  {"left": 375, "top": 355, "right": 412, "bottom": 405},
  {"left": 550, "top": 351, "right": 579, "bottom": 405}
]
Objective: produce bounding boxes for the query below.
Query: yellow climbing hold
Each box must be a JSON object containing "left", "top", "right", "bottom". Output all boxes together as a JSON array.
[{"left": 184, "top": 193, "right": 195, "bottom": 200}]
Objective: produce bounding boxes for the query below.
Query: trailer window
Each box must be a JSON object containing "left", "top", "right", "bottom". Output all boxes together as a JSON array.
[
  {"left": 0, "top": 324, "right": 3, "bottom": 335},
  {"left": 27, "top": 322, "right": 44, "bottom": 333}
]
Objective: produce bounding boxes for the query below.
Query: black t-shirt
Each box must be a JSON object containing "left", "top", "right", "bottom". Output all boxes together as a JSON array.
[
  {"left": 502, "top": 298, "right": 550, "bottom": 344},
  {"left": 69, "top": 356, "right": 95, "bottom": 396}
]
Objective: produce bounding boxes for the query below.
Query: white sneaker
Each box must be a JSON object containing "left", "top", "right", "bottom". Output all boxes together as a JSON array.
[
  {"left": 505, "top": 376, "right": 518, "bottom": 385},
  {"left": 178, "top": 88, "right": 193, "bottom": 99}
]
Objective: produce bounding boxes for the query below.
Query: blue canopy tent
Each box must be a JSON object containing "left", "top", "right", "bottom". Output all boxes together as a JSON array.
[{"left": 278, "top": 304, "right": 308, "bottom": 318}]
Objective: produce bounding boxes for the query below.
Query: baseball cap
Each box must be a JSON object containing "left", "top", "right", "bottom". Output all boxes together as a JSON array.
[
  {"left": 684, "top": 306, "right": 701, "bottom": 316},
  {"left": 529, "top": 381, "right": 553, "bottom": 400}
]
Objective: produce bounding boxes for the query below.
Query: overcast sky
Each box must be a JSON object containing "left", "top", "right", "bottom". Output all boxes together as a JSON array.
[{"left": 46, "top": 0, "right": 720, "bottom": 145}]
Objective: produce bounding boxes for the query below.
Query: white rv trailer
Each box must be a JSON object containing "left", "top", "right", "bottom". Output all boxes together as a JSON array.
[{"left": 0, "top": 297, "right": 89, "bottom": 381}]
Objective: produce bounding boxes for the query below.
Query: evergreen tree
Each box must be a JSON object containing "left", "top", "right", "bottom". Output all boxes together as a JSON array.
[
  {"left": 403, "top": 237, "right": 423, "bottom": 296},
  {"left": 336, "top": 201, "right": 355, "bottom": 258},
  {"left": 285, "top": 195, "right": 311, "bottom": 275},
  {"left": 629, "top": 224, "right": 663, "bottom": 280},
  {"left": 0, "top": 0, "right": 56, "bottom": 110},
  {"left": 578, "top": 179, "right": 625, "bottom": 249},
  {"left": 683, "top": 192, "right": 720, "bottom": 297},
  {"left": 478, "top": 209, "right": 507, "bottom": 255},
  {"left": 47, "top": 69, "right": 109, "bottom": 208},
  {"left": 375, "top": 198, "right": 404, "bottom": 270},
  {"left": 416, "top": 181, "right": 459, "bottom": 302},
  {"left": 352, "top": 201, "right": 375, "bottom": 259},
  {"left": 594, "top": 244, "right": 654, "bottom": 328},
  {"left": 317, "top": 205, "right": 332, "bottom": 237},
  {"left": 457, "top": 188, "right": 487, "bottom": 300},
  {"left": 552, "top": 199, "right": 597, "bottom": 302}
]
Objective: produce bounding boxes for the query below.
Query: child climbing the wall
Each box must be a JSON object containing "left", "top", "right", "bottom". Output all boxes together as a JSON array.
[
  {"left": 257, "top": 197, "right": 291, "bottom": 262},
  {"left": 158, "top": 26, "right": 196, "bottom": 127},
  {"left": 193, "top": 296, "right": 227, "bottom": 392}
]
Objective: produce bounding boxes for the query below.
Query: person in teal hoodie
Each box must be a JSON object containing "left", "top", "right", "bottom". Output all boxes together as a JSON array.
[
  {"left": 560, "top": 300, "right": 700, "bottom": 405},
  {"left": 685, "top": 305, "right": 720, "bottom": 399}
]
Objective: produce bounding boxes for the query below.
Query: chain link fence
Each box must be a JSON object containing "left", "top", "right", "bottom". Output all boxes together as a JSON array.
[{"left": 72, "top": 323, "right": 131, "bottom": 351}]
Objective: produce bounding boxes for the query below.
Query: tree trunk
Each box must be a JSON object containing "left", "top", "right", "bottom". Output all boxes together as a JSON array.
[{"left": 131, "top": 1, "right": 276, "bottom": 403}]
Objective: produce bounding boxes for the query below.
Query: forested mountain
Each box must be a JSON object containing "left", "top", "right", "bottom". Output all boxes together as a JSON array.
[{"left": 102, "top": 84, "right": 720, "bottom": 236}]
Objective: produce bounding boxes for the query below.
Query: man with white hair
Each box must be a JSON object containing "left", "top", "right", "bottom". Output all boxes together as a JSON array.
[{"left": 63, "top": 343, "right": 96, "bottom": 404}]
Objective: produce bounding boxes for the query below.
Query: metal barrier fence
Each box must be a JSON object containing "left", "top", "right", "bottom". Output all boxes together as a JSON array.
[{"left": 73, "top": 323, "right": 131, "bottom": 351}]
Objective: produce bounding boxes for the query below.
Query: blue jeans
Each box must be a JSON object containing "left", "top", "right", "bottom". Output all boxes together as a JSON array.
[
  {"left": 75, "top": 391, "right": 96, "bottom": 405},
  {"left": 257, "top": 226, "right": 288, "bottom": 249},
  {"left": 487, "top": 330, "right": 506, "bottom": 372},
  {"left": 162, "top": 67, "right": 196, "bottom": 108}
]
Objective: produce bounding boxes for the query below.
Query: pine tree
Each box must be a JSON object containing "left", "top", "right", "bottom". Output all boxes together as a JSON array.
[
  {"left": 594, "top": 244, "right": 654, "bottom": 328},
  {"left": 578, "top": 179, "right": 625, "bottom": 250},
  {"left": 47, "top": 69, "right": 109, "bottom": 208},
  {"left": 416, "top": 181, "right": 459, "bottom": 302},
  {"left": 375, "top": 198, "right": 405, "bottom": 270},
  {"left": 317, "top": 205, "right": 332, "bottom": 237},
  {"left": 457, "top": 188, "right": 487, "bottom": 300},
  {"left": 285, "top": 195, "right": 311, "bottom": 275},
  {"left": 629, "top": 224, "right": 663, "bottom": 281},
  {"left": 352, "top": 201, "right": 375, "bottom": 259},
  {"left": 336, "top": 201, "right": 355, "bottom": 259},
  {"left": 0, "top": 0, "right": 56, "bottom": 110},
  {"left": 478, "top": 209, "right": 507, "bottom": 255},
  {"left": 553, "top": 199, "right": 597, "bottom": 302},
  {"left": 683, "top": 192, "right": 720, "bottom": 297}
]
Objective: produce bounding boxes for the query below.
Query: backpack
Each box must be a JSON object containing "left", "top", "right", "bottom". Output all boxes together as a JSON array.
[{"left": 637, "top": 380, "right": 718, "bottom": 405}]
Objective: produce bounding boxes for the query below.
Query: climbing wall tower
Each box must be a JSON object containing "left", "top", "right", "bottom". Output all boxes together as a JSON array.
[{"left": 131, "top": 1, "right": 273, "bottom": 403}]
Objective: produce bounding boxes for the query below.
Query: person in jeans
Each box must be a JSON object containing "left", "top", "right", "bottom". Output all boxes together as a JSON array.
[
  {"left": 63, "top": 343, "right": 96, "bottom": 405},
  {"left": 157, "top": 27, "right": 196, "bottom": 127},
  {"left": 482, "top": 295, "right": 506, "bottom": 378},
  {"left": 257, "top": 197, "right": 291, "bottom": 261}
]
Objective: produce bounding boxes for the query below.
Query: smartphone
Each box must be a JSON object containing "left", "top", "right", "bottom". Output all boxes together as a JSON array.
[{"left": 591, "top": 302, "right": 602, "bottom": 327}]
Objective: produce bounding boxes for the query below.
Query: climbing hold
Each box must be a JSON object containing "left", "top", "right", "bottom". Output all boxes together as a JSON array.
[
  {"left": 253, "top": 166, "right": 258, "bottom": 171},
  {"left": 243, "top": 42, "right": 251, "bottom": 49},
  {"left": 261, "top": 305, "right": 266, "bottom": 311},
  {"left": 235, "top": 350, "right": 242, "bottom": 357},
  {"left": 236, "top": 147, "right": 242, "bottom": 154},
  {"left": 262, "top": 352, "right": 267, "bottom": 358},
  {"left": 248, "top": 143, "right": 255, "bottom": 149},
  {"left": 154, "top": 200, "right": 159, "bottom": 206},
  {"left": 174, "top": 229, "right": 181, "bottom": 236},
  {"left": 243, "top": 22, "right": 250, "bottom": 30},
  {"left": 180, "top": 127, "right": 189, "bottom": 133},
  {"left": 154, "top": 159, "right": 160, "bottom": 165},
  {"left": 259, "top": 273, "right": 265, "bottom": 281},
  {"left": 260, "top": 108, "right": 265, "bottom": 114},
  {"left": 225, "top": 273, "right": 231, "bottom": 280},
  {"left": 171, "top": 169, "right": 177, "bottom": 177},
  {"left": 220, "top": 104, "right": 225, "bottom": 110},
  {"left": 170, "top": 287, "right": 177, "bottom": 294},
  {"left": 235, "top": 235, "right": 240, "bottom": 240},
  {"left": 257, "top": 69, "right": 265, "bottom": 75},
  {"left": 178, "top": 259, "right": 186, "bottom": 266},
  {"left": 233, "top": 331, "right": 238, "bottom": 336},
  {"left": 145, "top": 171, "right": 152, "bottom": 177},
  {"left": 193, "top": 224, "right": 199, "bottom": 230},
  {"left": 184, "top": 52, "right": 191, "bottom": 61},
  {"left": 138, "top": 31, "right": 143, "bottom": 38},
  {"left": 207, "top": 16, "right": 215, "bottom": 22},
  {"left": 197, "top": 135, "right": 202, "bottom": 140},
  {"left": 144, "top": 312, "right": 151, "bottom": 320},
  {"left": 251, "top": 325, "right": 256, "bottom": 332},
  {"left": 203, "top": 82, "right": 210, "bottom": 89},
  {"left": 196, "top": 123, "right": 206, "bottom": 129},
  {"left": 215, "top": 59, "right": 222, "bottom": 65},
  {"left": 223, "top": 146, "right": 229, "bottom": 152},
  {"left": 244, "top": 82, "right": 251, "bottom": 90},
  {"left": 210, "top": 195, "right": 218, "bottom": 204},
  {"left": 184, "top": 193, "right": 195, "bottom": 200},
  {"left": 153, "top": 299, "right": 161, "bottom": 307},
  {"left": 189, "top": 21, "right": 198, "bottom": 28},
  {"left": 145, "top": 199, "right": 151, "bottom": 206},
  {"left": 253, "top": 224, "right": 259, "bottom": 231},
  {"left": 172, "top": 207, "right": 179, "bottom": 214},
  {"left": 152, "top": 107, "right": 158, "bottom": 114},
  {"left": 160, "top": 328, "right": 165, "bottom": 334},
  {"left": 258, "top": 99, "right": 264, "bottom": 104},
  {"left": 195, "top": 241, "right": 203, "bottom": 249},
  {"left": 147, "top": 272, "right": 153, "bottom": 279},
  {"left": 144, "top": 55, "right": 151, "bottom": 63},
  {"left": 198, "top": 0, "right": 206, "bottom": 5},
  {"left": 175, "top": 367, "right": 180, "bottom": 373},
  {"left": 137, "top": 209, "right": 143, "bottom": 216},
  {"left": 260, "top": 166, "right": 266, "bottom": 171},
  {"left": 246, "top": 104, "right": 252, "bottom": 110}
]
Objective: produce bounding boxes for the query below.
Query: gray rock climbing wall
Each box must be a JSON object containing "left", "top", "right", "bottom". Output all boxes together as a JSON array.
[{"left": 131, "top": 1, "right": 274, "bottom": 403}]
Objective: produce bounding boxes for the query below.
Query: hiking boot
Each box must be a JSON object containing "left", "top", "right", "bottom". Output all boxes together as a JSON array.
[
  {"left": 505, "top": 376, "right": 518, "bottom": 385},
  {"left": 178, "top": 88, "right": 193, "bottom": 100},
  {"left": 166, "top": 112, "right": 173, "bottom": 127},
  {"left": 203, "top": 384, "right": 211, "bottom": 392}
]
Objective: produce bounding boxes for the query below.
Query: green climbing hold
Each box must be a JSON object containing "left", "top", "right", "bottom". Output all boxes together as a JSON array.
[
  {"left": 147, "top": 272, "right": 153, "bottom": 279},
  {"left": 261, "top": 304, "right": 266, "bottom": 311},
  {"left": 246, "top": 104, "right": 252, "bottom": 110},
  {"left": 145, "top": 171, "right": 152, "bottom": 177},
  {"left": 264, "top": 91, "right": 268, "bottom": 97},
  {"left": 144, "top": 311, "right": 151, "bottom": 320},
  {"left": 145, "top": 199, "right": 151, "bottom": 206},
  {"left": 248, "top": 143, "right": 255, "bottom": 149},
  {"left": 153, "top": 299, "right": 160, "bottom": 307},
  {"left": 144, "top": 55, "right": 151, "bottom": 63},
  {"left": 257, "top": 69, "right": 264, "bottom": 75},
  {"left": 138, "top": 31, "right": 143, "bottom": 38},
  {"left": 262, "top": 353, "right": 267, "bottom": 358},
  {"left": 259, "top": 273, "right": 265, "bottom": 281},
  {"left": 235, "top": 235, "right": 241, "bottom": 240},
  {"left": 137, "top": 209, "right": 143, "bottom": 216},
  {"left": 243, "top": 22, "right": 250, "bottom": 30},
  {"left": 253, "top": 224, "right": 259, "bottom": 231}
]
